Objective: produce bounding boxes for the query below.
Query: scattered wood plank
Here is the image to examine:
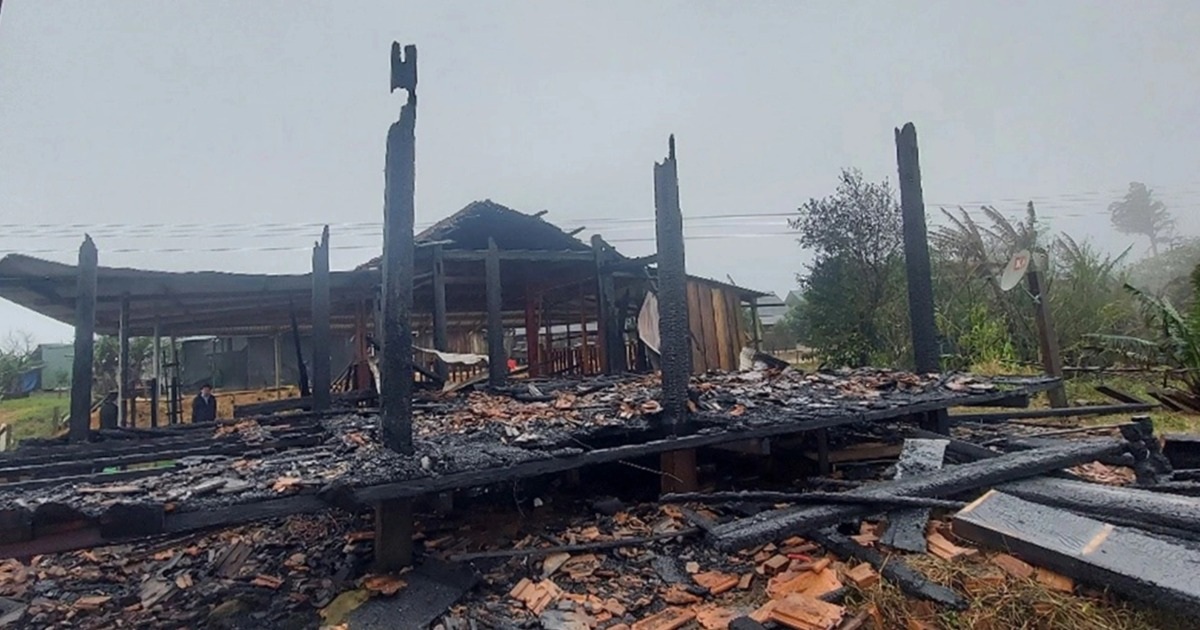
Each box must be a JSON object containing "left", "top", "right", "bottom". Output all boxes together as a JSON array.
[
  {"left": 1094, "top": 385, "right": 1146, "bottom": 405},
  {"left": 1000, "top": 476, "right": 1200, "bottom": 536},
  {"left": 711, "top": 439, "right": 1127, "bottom": 551},
  {"left": 954, "top": 490, "right": 1200, "bottom": 616},
  {"left": 880, "top": 439, "right": 948, "bottom": 553}
]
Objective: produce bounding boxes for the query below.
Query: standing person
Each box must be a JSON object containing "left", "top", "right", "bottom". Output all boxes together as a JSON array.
[
  {"left": 98, "top": 391, "right": 118, "bottom": 430},
  {"left": 192, "top": 384, "right": 218, "bottom": 423}
]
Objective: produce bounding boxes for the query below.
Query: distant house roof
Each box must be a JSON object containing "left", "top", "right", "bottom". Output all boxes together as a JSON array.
[
  {"left": 358, "top": 199, "right": 595, "bottom": 270},
  {"left": 0, "top": 254, "right": 378, "bottom": 337},
  {"left": 755, "top": 293, "right": 790, "bottom": 327}
]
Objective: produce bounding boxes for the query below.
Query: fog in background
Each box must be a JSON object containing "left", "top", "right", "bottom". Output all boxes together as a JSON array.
[{"left": 2, "top": 1, "right": 1198, "bottom": 342}]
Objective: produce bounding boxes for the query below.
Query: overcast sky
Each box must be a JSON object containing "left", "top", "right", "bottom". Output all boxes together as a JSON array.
[{"left": 2, "top": 1, "right": 1198, "bottom": 344}]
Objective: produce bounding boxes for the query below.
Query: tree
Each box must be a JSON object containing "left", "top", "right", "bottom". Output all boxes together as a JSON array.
[
  {"left": 790, "top": 169, "right": 905, "bottom": 366},
  {"left": 1109, "top": 182, "right": 1174, "bottom": 256},
  {"left": 0, "top": 331, "right": 36, "bottom": 394}
]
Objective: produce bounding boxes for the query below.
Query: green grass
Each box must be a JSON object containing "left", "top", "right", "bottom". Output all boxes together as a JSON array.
[{"left": 0, "top": 391, "right": 69, "bottom": 443}]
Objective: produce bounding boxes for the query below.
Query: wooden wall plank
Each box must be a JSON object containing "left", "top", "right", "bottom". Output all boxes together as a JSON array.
[
  {"left": 697, "top": 286, "right": 719, "bottom": 372},
  {"left": 712, "top": 289, "right": 732, "bottom": 370},
  {"left": 686, "top": 281, "right": 704, "bottom": 373}
]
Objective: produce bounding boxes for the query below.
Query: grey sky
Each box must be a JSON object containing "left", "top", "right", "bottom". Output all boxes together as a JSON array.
[{"left": 2, "top": 1, "right": 1198, "bottom": 343}]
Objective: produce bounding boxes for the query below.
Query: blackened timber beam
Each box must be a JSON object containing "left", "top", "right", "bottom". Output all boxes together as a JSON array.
[
  {"left": 486, "top": 238, "right": 506, "bottom": 387},
  {"left": 1024, "top": 215, "right": 1068, "bottom": 408},
  {"left": 709, "top": 438, "right": 1128, "bottom": 550},
  {"left": 954, "top": 491, "right": 1200, "bottom": 617},
  {"left": 311, "top": 226, "right": 332, "bottom": 412},
  {"left": 69, "top": 236, "right": 98, "bottom": 443},
  {"left": 431, "top": 244, "right": 449, "bottom": 381},
  {"left": 117, "top": 295, "right": 130, "bottom": 427},
  {"left": 895, "top": 123, "right": 940, "bottom": 375},
  {"left": 950, "top": 403, "right": 1154, "bottom": 424},
  {"left": 380, "top": 43, "right": 416, "bottom": 455},
  {"left": 654, "top": 135, "right": 690, "bottom": 430}
]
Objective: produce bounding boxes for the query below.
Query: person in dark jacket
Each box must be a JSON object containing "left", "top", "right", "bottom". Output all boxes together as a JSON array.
[
  {"left": 192, "top": 384, "right": 218, "bottom": 423},
  {"left": 98, "top": 391, "right": 119, "bottom": 430}
]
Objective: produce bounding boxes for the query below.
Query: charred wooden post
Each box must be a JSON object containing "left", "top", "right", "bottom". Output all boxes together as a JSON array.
[
  {"left": 381, "top": 42, "right": 417, "bottom": 455},
  {"left": 654, "top": 135, "right": 690, "bottom": 429},
  {"left": 69, "top": 236, "right": 98, "bottom": 443},
  {"left": 486, "top": 237, "right": 506, "bottom": 387},
  {"left": 895, "top": 123, "right": 939, "bottom": 375},
  {"left": 431, "top": 243, "right": 449, "bottom": 381},
  {"left": 118, "top": 296, "right": 130, "bottom": 427},
  {"left": 1025, "top": 203, "right": 1068, "bottom": 408},
  {"left": 654, "top": 136, "right": 696, "bottom": 493},
  {"left": 311, "top": 226, "right": 332, "bottom": 412},
  {"left": 524, "top": 288, "right": 541, "bottom": 377},
  {"left": 749, "top": 299, "right": 762, "bottom": 351},
  {"left": 591, "top": 235, "right": 623, "bottom": 374}
]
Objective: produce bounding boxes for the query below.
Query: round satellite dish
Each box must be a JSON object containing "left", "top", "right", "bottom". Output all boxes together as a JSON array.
[{"left": 998, "top": 249, "right": 1032, "bottom": 291}]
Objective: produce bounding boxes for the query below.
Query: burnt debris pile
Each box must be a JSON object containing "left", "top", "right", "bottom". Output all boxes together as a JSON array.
[{"left": 0, "top": 368, "right": 1197, "bottom": 628}]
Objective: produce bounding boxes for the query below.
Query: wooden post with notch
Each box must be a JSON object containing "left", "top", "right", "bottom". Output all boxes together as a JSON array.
[
  {"left": 377, "top": 40, "right": 418, "bottom": 571},
  {"left": 311, "top": 226, "right": 332, "bottom": 412},
  {"left": 69, "top": 236, "right": 98, "bottom": 443}
]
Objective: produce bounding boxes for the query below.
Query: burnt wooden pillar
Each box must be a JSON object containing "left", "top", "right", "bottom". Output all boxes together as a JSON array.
[
  {"left": 524, "top": 287, "right": 540, "bottom": 377},
  {"left": 150, "top": 322, "right": 160, "bottom": 428},
  {"left": 486, "top": 237, "right": 506, "bottom": 386},
  {"left": 311, "top": 226, "right": 332, "bottom": 412},
  {"left": 431, "top": 244, "right": 449, "bottom": 381},
  {"left": 654, "top": 135, "right": 690, "bottom": 430},
  {"left": 579, "top": 285, "right": 591, "bottom": 373},
  {"left": 591, "top": 235, "right": 623, "bottom": 374},
  {"left": 377, "top": 41, "right": 418, "bottom": 572},
  {"left": 118, "top": 296, "right": 130, "bottom": 427},
  {"left": 69, "top": 236, "right": 98, "bottom": 442},
  {"left": 380, "top": 42, "right": 416, "bottom": 455},
  {"left": 354, "top": 301, "right": 371, "bottom": 391},
  {"left": 749, "top": 299, "right": 762, "bottom": 351},
  {"left": 654, "top": 136, "right": 697, "bottom": 494},
  {"left": 895, "top": 123, "right": 940, "bottom": 375}
]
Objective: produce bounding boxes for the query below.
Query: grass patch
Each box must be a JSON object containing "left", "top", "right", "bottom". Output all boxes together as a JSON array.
[
  {"left": 846, "top": 551, "right": 1186, "bottom": 629},
  {"left": 0, "top": 391, "right": 69, "bottom": 443}
]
